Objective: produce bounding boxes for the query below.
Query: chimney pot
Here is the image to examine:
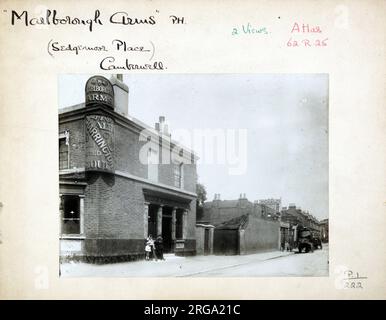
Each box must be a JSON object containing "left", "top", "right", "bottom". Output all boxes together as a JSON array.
[{"left": 164, "top": 124, "right": 169, "bottom": 135}]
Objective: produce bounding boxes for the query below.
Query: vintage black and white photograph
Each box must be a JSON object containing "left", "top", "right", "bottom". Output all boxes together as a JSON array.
[{"left": 58, "top": 73, "right": 328, "bottom": 277}]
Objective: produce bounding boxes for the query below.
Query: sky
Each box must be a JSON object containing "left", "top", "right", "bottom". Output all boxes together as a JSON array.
[{"left": 59, "top": 73, "right": 328, "bottom": 219}]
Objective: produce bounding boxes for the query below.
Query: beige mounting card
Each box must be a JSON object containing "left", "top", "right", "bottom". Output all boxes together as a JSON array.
[{"left": 0, "top": 0, "right": 385, "bottom": 299}]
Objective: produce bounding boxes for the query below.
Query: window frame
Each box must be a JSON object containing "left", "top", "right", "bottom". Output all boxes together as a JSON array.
[
  {"left": 59, "top": 193, "right": 85, "bottom": 239},
  {"left": 174, "top": 162, "right": 184, "bottom": 189},
  {"left": 59, "top": 131, "right": 70, "bottom": 170},
  {"left": 147, "top": 147, "right": 159, "bottom": 182}
]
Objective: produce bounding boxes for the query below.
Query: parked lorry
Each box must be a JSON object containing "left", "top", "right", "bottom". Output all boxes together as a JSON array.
[
  {"left": 297, "top": 227, "right": 323, "bottom": 253},
  {"left": 297, "top": 227, "right": 314, "bottom": 253}
]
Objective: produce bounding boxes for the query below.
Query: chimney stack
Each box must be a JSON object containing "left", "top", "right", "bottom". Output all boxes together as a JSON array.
[
  {"left": 155, "top": 116, "right": 171, "bottom": 136},
  {"left": 239, "top": 193, "right": 248, "bottom": 208},
  {"left": 159, "top": 116, "right": 165, "bottom": 133},
  {"left": 109, "top": 74, "right": 129, "bottom": 117}
]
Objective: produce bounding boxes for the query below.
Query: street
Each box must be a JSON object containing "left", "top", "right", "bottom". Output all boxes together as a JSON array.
[
  {"left": 190, "top": 245, "right": 329, "bottom": 277},
  {"left": 60, "top": 244, "right": 328, "bottom": 277}
]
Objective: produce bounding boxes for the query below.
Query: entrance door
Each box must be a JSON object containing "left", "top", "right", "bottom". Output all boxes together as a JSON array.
[
  {"left": 162, "top": 216, "right": 172, "bottom": 253},
  {"left": 204, "top": 228, "right": 210, "bottom": 255},
  {"left": 148, "top": 205, "right": 157, "bottom": 239}
]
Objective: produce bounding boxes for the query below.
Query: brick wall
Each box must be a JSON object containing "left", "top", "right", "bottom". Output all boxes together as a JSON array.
[
  {"left": 196, "top": 227, "right": 205, "bottom": 255},
  {"left": 59, "top": 119, "right": 85, "bottom": 169},
  {"left": 240, "top": 216, "right": 280, "bottom": 254},
  {"left": 182, "top": 163, "right": 197, "bottom": 193},
  {"left": 84, "top": 173, "right": 145, "bottom": 239},
  {"left": 114, "top": 121, "right": 197, "bottom": 193},
  {"left": 186, "top": 198, "right": 197, "bottom": 239},
  {"left": 114, "top": 123, "right": 148, "bottom": 178},
  {"left": 195, "top": 226, "right": 214, "bottom": 255},
  {"left": 59, "top": 114, "right": 197, "bottom": 195},
  {"left": 82, "top": 171, "right": 197, "bottom": 257}
]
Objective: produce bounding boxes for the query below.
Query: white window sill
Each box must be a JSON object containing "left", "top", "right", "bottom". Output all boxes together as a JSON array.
[{"left": 60, "top": 234, "right": 85, "bottom": 240}]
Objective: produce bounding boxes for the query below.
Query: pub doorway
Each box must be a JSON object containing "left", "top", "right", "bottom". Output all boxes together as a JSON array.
[
  {"left": 162, "top": 207, "right": 173, "bottom": 253},
  {"left": 147, "top": 205, "right": 174, "bottom": 253},
  {"left": 147, "top": 204, "right": 157, "bottom": 239}
]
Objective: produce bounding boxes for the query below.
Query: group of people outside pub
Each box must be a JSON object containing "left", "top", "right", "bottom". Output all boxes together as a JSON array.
[{"left": 145, "top": 235, "right": 165, "bottom": 261}]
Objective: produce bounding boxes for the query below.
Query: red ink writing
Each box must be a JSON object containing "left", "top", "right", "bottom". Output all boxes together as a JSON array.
[
  {"left": 287, "top": 37, "right": 328, "bottom": 47},
  {"left": 287, "top": 22, "right": 327, "bottom": 48},
  {"left": 291, "top": 22, "right": 322, "bottom": 33}
]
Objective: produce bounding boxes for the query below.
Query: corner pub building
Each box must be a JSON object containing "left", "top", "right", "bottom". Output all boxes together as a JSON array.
[{"left": 59, "top": 75, "right": 198, "bottom": 263}]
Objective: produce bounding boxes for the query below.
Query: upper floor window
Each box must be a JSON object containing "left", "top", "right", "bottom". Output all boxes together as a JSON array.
[
  {"left": 59, "top": 131, "right": 69, "bottom": 170},
  {"left": 147, "top": 148, "right": 159, "bottom": 182},
  {"left": 174, "top": 163, "right": 184, "bottom": 188}
]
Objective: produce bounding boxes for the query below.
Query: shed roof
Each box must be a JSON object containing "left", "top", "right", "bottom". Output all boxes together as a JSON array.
[{"left": 216, "top": 214, "right": 249, "bottom": 230}]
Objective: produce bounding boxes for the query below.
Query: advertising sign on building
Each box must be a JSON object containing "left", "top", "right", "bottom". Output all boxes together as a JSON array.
[
  {"left": 85, "top": 75, "right": 114, "bottom": 109},
  {"left": 85, "top": 115, "right": 114, "bottom": 172}
]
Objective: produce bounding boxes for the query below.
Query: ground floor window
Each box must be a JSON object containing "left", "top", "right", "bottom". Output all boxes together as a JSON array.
[{"left": 61, "top": 195, "right": 81, "bottom": 235}]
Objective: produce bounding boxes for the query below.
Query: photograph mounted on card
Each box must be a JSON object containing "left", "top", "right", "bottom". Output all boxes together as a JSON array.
[{"left": 58, "top": 73, "right": 328, "bottom": 277}]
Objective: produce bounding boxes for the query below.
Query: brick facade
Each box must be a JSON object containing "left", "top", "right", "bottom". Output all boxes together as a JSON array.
[{"left": 59, "top": 76, "right": 198, "bottom": 263}]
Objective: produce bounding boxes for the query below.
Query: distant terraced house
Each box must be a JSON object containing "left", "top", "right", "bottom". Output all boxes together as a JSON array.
[{"left": 200, "top": 194, "right": 281, "bottom": 255}]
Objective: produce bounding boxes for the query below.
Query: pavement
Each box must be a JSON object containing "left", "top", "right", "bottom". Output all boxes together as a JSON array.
[{"left": 60, "top": 245, "right": 329, "bottom": 277}]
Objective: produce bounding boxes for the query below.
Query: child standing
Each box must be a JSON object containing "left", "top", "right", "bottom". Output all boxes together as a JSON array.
[
  {"left": 145, "top": 241, "right": 151, "bottom": 260},
  {"left": 145, "top": 235, "right": 153, "bottom": 261}
]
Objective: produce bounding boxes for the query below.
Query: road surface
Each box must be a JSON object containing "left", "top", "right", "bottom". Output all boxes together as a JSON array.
[
  {"left": 189, "top": 245, "right": 329, "bottom": 277},
  {"left": 60, "top": 245, "right": 329, "bottom": 277}
]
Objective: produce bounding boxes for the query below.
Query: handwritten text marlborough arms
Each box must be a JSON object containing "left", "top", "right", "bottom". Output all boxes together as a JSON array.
[{"left": 9, "top": 9, "right": 158, "bottom": 32}]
